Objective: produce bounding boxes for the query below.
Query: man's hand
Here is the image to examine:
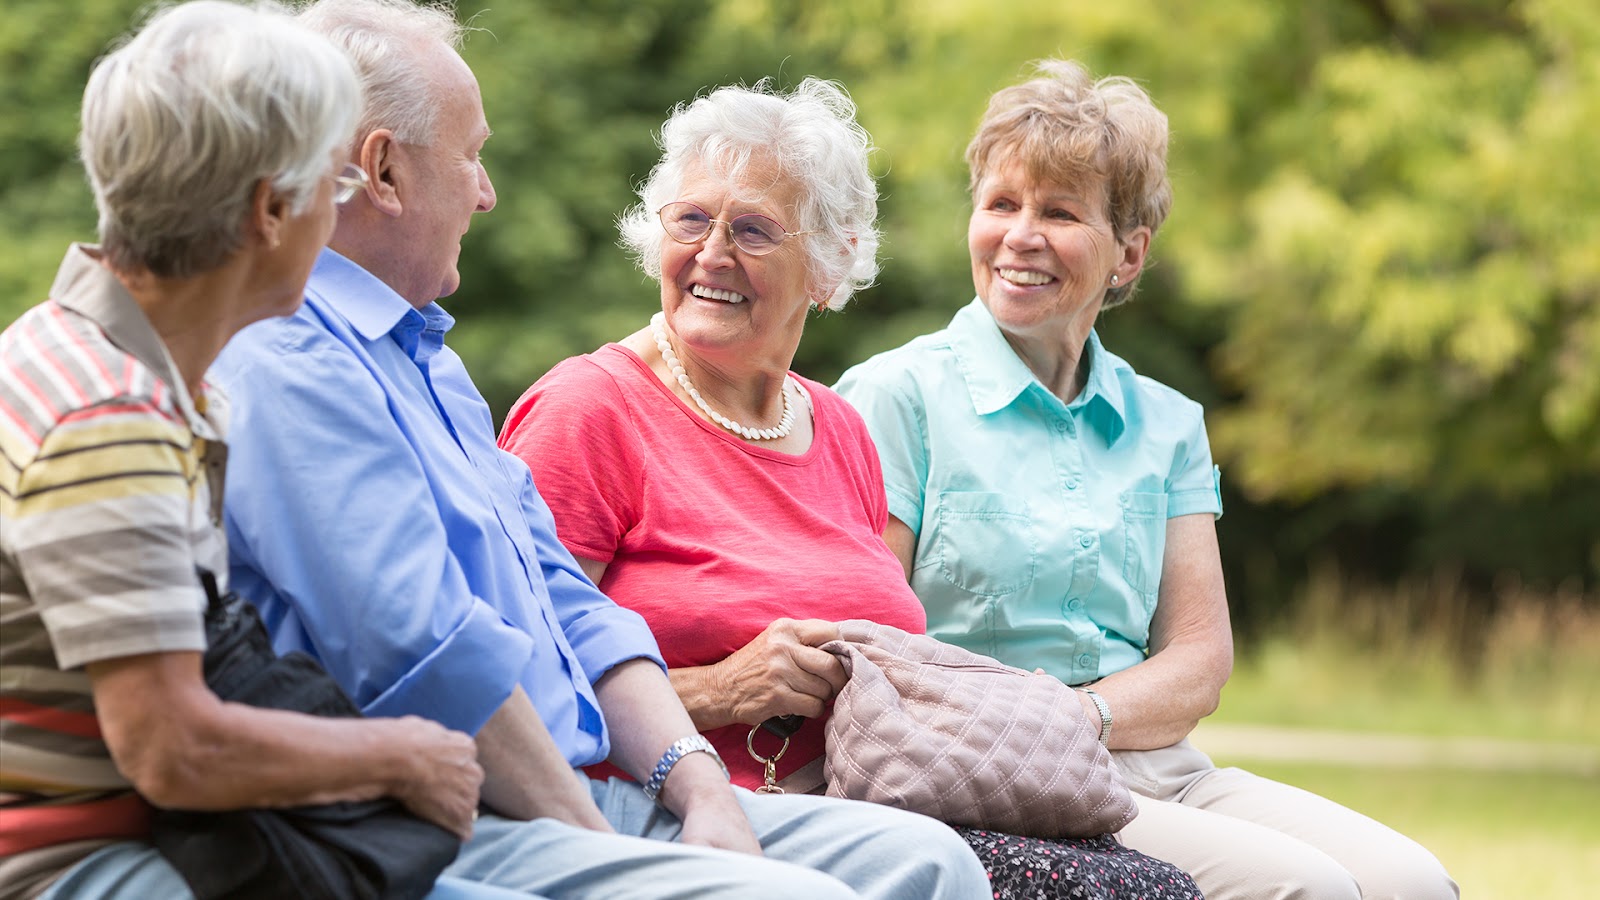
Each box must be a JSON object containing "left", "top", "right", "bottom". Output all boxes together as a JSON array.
[
  {"left": 662, "top": 754, "right": 763, "bottom": 856},
  {"left": 384, "top": 716, "right": 484, "bottom": 840},
  {"left": 593, "top": 659, "right": 763, "bottom": 852},
  {"left": 474, "top": 686, "right": 616, "bottom": 832}
]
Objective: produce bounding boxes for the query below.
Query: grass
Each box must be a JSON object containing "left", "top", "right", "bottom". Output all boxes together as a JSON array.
[
  {"left": 1202, "top": 569, "right": 1600, "bottom": 898},
  {"left": 1201, "top": 761, "right": 1600, "bottom": 900},
  {"left": 1214, "top": 566, "right": 1600, "bottom": 746}
]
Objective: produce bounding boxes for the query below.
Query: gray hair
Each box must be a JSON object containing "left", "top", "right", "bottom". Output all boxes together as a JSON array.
[
  {"left": 81, "top": 0, "right": 362, "bottom": 278},
  {"left": 619, "top": 78, "right": 881, "bottom": 311},
  {"left": 296, "top": 0, "right": 467, "bottom": 145}
]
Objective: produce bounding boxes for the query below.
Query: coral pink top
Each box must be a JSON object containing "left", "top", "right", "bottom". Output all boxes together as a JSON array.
[{"left": 499, "top": 344, "right": 925, "bottom": 787}]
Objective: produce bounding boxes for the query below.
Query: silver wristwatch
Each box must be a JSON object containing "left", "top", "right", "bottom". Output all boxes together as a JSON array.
[
  {"left": 642, "top": 735, "right": 729, "bottom": 802},
  {"left": 1077, "top": 687, "right": 1113, "bottom": 747}
]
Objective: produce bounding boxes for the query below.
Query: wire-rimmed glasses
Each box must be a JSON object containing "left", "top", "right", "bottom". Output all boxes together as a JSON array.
[
  {"left": 331, "top": 163, "right": 368, "bottom": 204},
  {"left": 658, "top": 201, "right": 814, "bottom": 255}
]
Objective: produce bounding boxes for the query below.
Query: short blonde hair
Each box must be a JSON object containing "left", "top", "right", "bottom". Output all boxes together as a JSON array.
[
  {"left": 966, "top": 59, "right": 1171, "bottom": 307},
  {"left": 81, "top": 0, "right": 361, "bottom": 277}
]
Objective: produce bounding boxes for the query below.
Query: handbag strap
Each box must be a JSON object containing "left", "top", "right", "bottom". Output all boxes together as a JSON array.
[{"left": 197, "top": 566, "right": 227, "bottom": 615}]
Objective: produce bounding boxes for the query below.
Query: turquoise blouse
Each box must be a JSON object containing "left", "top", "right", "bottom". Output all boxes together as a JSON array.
[{"left": 835, "top": 299, "right": 1222, "bottom": 684}]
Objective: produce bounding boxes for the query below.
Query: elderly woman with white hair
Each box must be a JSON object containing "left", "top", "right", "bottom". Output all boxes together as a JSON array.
[
  {"left": 0, "top": 3, "right": 534, "bottom": 898},
  {"left": 498, "top": 78, "right": 1203, "bottom": 899}
]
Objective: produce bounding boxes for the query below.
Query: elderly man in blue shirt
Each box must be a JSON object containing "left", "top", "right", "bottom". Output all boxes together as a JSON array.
[{"left": 210, "top": 2, "right": 986, "bottom": 899}]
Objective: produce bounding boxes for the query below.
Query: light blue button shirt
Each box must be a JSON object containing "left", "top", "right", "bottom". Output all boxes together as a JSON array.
[
  {"left": 212, "top": 249, "right": 664, "bottom": 767},
  {"left": 836, "top": 299, "right": 1221, "bottom": 684}
]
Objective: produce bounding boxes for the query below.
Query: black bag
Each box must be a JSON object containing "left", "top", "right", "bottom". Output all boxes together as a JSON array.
[{"left": 150, "top": 571, "right": 462, "bottom": 900}]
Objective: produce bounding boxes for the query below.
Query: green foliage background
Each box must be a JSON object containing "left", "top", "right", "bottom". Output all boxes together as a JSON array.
[{"left": 4, "top": 0, "right": 1596, "bottom": 634}]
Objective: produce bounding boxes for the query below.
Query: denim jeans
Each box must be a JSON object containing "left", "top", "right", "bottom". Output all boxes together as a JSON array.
[
  {"left": 439, "top": 773, "right": 988, "bottom": 899},
  {"left": 37, "top": 840, "right": 533, "bottom": 899},
  {"left": 41, "top": 775, "right": 987, "bottom": 900}
]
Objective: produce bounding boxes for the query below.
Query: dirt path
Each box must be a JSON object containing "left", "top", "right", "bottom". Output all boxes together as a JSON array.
[{"left": 1189, "top": 722, "right": 1600, "bottom": 776}]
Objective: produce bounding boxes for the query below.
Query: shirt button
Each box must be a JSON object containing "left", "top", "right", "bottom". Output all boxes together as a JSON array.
[
  {"left": 1079, "top": 535, "right": 1094, "bottom": 549},
  {"left": 1054, "top": 421, "right": 1069, "bottom": 434},
  {"left": 1077, "top": 654, "right": 1093, "bottom": 668},
  {"left": 1066, "top": 478, "right": 1080, "bottom": 491},
  {"left": 1066, "top": 598, "right": 1083, "bottom": 612}
]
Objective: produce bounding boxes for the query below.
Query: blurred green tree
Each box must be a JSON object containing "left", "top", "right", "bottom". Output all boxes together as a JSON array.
[
  {"left": 774, "top": 0, "right": 1600, "bottom": 604},
  {"left": 0, "top": 0, "right": 142, "bottom": 327},
  {"left": 4, "top": 0, "right": 1595, "bottom": 625}
]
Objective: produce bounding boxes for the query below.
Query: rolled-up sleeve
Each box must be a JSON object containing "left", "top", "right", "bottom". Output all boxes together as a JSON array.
[
  {"left": 219, "top": 324, "right": 530, "bottom": 736},
  {"left": 1165, "top": 408, "right": 1224, "bottom": 520},
  {"left": 359, "top": 594, "right": 531, "bottom": 729},
  {"left": 508, "top": 451, "right": 664, "bottom": 684}
]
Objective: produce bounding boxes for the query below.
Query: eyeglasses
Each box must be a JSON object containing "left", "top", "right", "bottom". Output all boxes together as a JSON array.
[
  {"left": 658, "top": 201, "right": 814, "bottom": 256},
  {"left": 331, "top": 163, "right": 368, "bottom": 204}
]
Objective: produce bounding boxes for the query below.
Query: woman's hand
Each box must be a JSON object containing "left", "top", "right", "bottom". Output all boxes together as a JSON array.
[
  {"left": 671, "top": 618, "right": 847, "bottom": 731},
  {"left": 1087, "top": 513, "right": 1233, "bottom": 750},
  {"left": 575, "top": 557, "right": 846, "bottom": 732},
  {"left": 384, "top": 716, "right": 485, "bottom": 840}
]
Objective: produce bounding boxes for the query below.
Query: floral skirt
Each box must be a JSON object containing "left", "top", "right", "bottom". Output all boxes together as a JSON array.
[{"left": 956, "top": 828, "right": 1203, "bottom": 900}]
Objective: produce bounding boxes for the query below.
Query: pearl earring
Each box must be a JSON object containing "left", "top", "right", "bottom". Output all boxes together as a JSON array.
[{"left": 1110, "top": 274, "right": 1119, "bottom": 286}]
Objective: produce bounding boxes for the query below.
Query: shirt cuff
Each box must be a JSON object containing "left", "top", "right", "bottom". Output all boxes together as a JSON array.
[
  {"left": 885, "top": 487, "right": 923, "bottom": 536},
  {"left": 1168, "top": 466, "right": 1224, "bottom": 519},
  {"left": 564, "top": 604, "right": 666, "bottom": 684},
  {"left": 362, "top": 599, "right": 534, "bottom": 735}
]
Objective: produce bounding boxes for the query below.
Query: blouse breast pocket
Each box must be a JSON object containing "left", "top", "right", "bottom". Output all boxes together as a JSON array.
[
  {"left": 932, "top": 491, "right": 1037, "bottom": 597},
  {"left": 1120, "top": 491, "right": 1168, "bottom": 605}
]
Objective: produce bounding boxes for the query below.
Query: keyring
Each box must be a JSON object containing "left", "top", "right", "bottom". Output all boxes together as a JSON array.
[{"left": 747, "top": 725, "right": 790, "bottom": 794}]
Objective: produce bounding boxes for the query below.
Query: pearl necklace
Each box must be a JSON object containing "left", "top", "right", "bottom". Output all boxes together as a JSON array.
[{"left": 651, "top": 312, "right": 796, "bottom": 441}]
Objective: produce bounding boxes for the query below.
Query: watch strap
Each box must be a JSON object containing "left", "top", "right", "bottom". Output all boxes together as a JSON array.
[
  {"left": 642, "top": 735, "right": 728, "bottom": 802},
  {"left": 1077, "top": 687, "right": 1113, "bottom": 747}
]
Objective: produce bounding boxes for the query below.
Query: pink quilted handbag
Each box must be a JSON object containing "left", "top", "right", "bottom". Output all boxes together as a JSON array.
[{"left": 820, "top": 620, "right": 1138, "bottom": 838}]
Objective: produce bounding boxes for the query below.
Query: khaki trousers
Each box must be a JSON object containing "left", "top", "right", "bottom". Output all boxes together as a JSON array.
[{"left": 1113, "top": 740, "right": 1459, "bottom": 900}]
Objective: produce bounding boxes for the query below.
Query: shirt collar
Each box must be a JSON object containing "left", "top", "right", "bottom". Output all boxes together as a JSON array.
[
  {"left": 311, "top": 247, "right": 455, "bottom": 363},
  {"left": 1076, "top": 328, "right": 1128, "bottom": 445},
  {"left": 50, "top": 243, "right": 221, "bottom": 440},
  {"left": 947, "top": 297, "right": 1128, "bottom": 445}
]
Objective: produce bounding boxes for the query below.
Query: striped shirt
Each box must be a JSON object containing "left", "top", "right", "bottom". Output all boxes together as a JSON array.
[{"left": 0, "top": 245, "right": 227, "bottom": 896}]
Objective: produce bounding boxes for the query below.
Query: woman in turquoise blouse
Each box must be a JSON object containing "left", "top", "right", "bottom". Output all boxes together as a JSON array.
[{"left": 836, "top": 59, "right": 1457, "bottom": 900}]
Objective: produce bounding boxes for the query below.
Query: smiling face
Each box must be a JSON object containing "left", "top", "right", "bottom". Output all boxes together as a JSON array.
[
  {"left": 389, "top": 44, "right": 496, "bottom": 305},
  {"left": 968, "top": 156, "right": 1136, "bottom": 350},
  {"left": 657, "top": 158, "right": 817, "bottom": 373}
]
